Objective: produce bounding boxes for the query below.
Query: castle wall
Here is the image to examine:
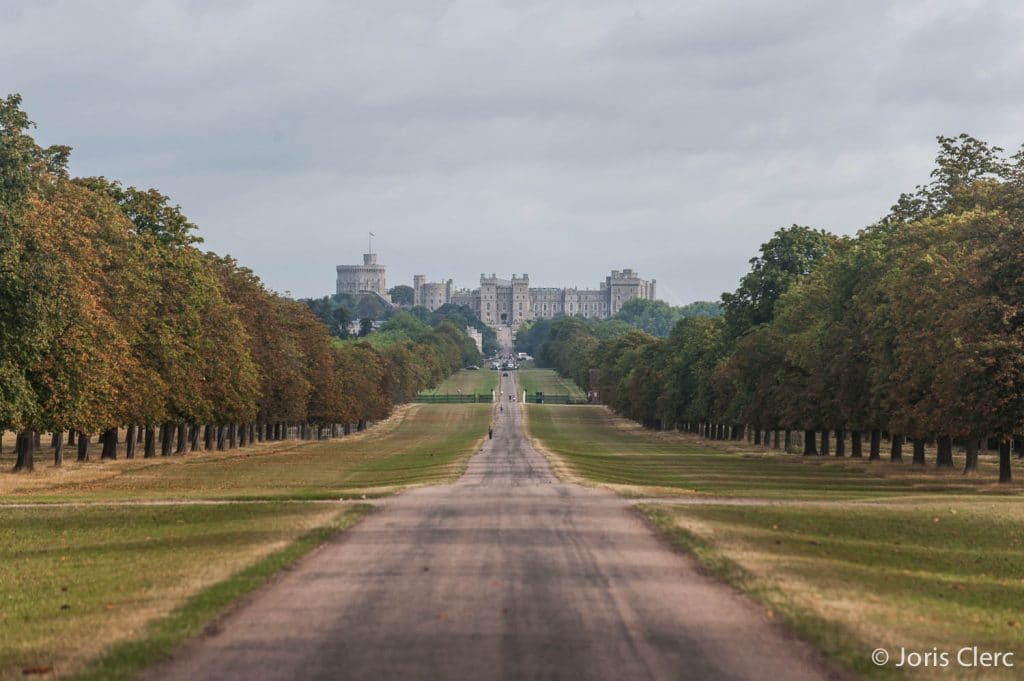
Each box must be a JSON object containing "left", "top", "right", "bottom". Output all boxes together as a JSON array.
[{"left": 336, "top": 253, "right": 387, "bottom": 297}]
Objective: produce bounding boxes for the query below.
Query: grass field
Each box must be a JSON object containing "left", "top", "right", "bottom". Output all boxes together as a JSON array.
[
  {"left": 418, "top": 369, "right": 498, "bottom": 396},
  {"left": 1, "top": 404, "right": 491, "bottom": 503},
  {"left": 527, "top": 404, "right": 1024, "bottom": 679},
  {"left": 516, "top": 369, "right": 585, "bottom": 399},
  {"left": 0, "top": 403, "right": 489, "bottom": 680},
  {"left": 0, "top": 503, "right": 371, "bottom": 681}
]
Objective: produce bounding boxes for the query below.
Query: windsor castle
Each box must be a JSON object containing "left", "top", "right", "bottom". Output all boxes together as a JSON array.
[{"left": 337, "top": 252, "right": 656, "bottom": 330}]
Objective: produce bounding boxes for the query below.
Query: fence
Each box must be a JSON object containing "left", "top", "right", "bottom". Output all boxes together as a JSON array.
[
  {"left": 414, "top": 393, "right": 494, "bottom": 404},
  {"left": 523, "top": 393, "right": 590, "bottom": 405}
]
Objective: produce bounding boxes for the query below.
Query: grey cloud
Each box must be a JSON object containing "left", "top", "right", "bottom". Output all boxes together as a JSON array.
[{"left": 4, "top": 0, "right": 1023, "bottom": 305}]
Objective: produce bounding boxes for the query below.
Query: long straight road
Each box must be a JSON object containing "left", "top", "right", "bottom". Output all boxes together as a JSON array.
[{"left": 140, "top": 373, "right": 837, "bottom": 681}]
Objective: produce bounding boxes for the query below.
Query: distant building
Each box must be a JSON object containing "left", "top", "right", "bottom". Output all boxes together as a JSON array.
[
  {"left": 430, "top": 269, "right": 656, "bottom": 330},
  {"left": 336, "top": 252, "right": 655, "bottom": 331},
  {"left": 336, "top": 253, "right": 387, "bottom": 298},
  {"left": 412, "top": 275, "right": 454, "bottom": 311},
  {"left": 465, "top": 327, "right": 483, "bottom": 354}
]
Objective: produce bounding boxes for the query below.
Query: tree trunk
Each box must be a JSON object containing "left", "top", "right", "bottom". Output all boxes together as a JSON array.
[
  {"left": 53, "top": 431, "right": 64, "bottom": 466},
  {"left": 176, "top": 423, "right": 188, "bottom": 454},
  {"left": 13, "top": 430, "right": 35, "bottom": 471},
  {"left": 204, "top": 424, "right": 214, "bottom": 450},
  {"left": 911, "top": 437, "right": 925, "bottom": 465},
  {"left": 753, "top": 428, "right": 762, "bottom": 445},
  {"left": 963, "top": 438, "right": 979, "bottom": 474},
  {"left": 77, "top": 432, "right": 90, "bottom": 461},
  {"left": 217, "top": 425, "right": 226, "bottom": 451},
  {"left": 125, "top": 425, "right": 136, "bottom": 459},
  {"left": 820, "top": 429, "right": 829, "bottom": 456},
  {"left": 344, "top": 423, "right": 352, "bottom": 435},
  {"left": 850, "top": 430, "right": 862, "bottom": 458},
  {"left": 160, "top": 424, "right": 173, "bottom": 456},
  {"left": 869, "top": 429, "right": 881, "bottom": 460},
  {"left": 890, "top": 434, "right": 903, "bottom": 462},
  {"left": 189, "top": 424, "right": 200, "bottom": 451},
  {"left": 999, "top": 441, "right": 1012, "bottom": 483},
  {"left": 144, "top": 427, "right": 156, "bottom": 458},
  {"left": 802, "top": 429, "right": 817, "bottom": 456},
  {"left": 100, "top": 427, "right": 118, "bottom": 460},
  {"left": 783, "top": 430, "right": 791, "bottom": 451},
  {"left": 834, "top": 428, "right": 845, "bottom": 457},
  {"left": 936, "top": 435, "right": 954, "bottom": 468},
  {"left": 67, "top": 430, "right": 76, "bottom": 446}
]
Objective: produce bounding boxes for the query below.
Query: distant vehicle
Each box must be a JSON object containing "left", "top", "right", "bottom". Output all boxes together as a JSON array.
[
  {"left": 490, "top": 362, "right": 500, "bottom": 370},
  {"left": 502, "top": 371, "right": 509, "bottom": 377},
  {"left": 517, "top": 352, "right": 528, "bottom": 360},
  {"left": 465, "top": 365, "right": 480, "bottom": 370}
]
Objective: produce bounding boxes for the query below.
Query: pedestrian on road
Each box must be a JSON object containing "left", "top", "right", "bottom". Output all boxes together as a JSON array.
[{"left": 488, "top": 426, "right": 493, "bottom": 439}]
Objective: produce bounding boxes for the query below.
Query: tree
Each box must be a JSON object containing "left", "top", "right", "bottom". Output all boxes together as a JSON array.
[
  {"left": 720, "top": 225, "right": 837, "bottom": 341},
  {"left": 388, "top": 285, "right": 414, "bottom": 306},
  {"left": 359, "top": 317, "right": 374, "bottom": 337}
]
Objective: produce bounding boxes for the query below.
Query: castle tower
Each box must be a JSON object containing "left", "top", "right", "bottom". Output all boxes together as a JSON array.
[{"left": 336, "top": 252, "right": 387, "bottom": 297}]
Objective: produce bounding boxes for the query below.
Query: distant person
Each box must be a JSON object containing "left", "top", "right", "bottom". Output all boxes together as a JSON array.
[{"left": 488, "top": 425, "right": 493, "bottom": 439}]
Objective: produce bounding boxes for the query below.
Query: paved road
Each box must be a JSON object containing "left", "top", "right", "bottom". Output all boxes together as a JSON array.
[{"left": 140, "top": 374, "right": 837, "bottom": 681}]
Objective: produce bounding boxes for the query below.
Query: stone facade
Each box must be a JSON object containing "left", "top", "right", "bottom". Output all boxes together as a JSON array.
[
  {"left": 336, "top": 253, "right": 387, "bottom": 298},
  {"left": 425, "top": 269, "right": 657, "bottom": 330},
  {"left": 412, "top": 275, "right": 454, "bottom": 311}
]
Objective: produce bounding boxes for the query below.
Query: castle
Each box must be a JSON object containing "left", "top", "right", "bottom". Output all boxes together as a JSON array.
[
  {"left": 419, "top": 271, "right": 656, "bottom": 329},
  {"left": 336, "top": 253, "right": 656, "bottom": 330},
  {"left": 336, "top": 253, "right": 387, "bottom": 298}
]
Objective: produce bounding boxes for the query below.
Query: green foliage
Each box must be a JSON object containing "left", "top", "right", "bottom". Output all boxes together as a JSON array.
[
  {"left": 537, "top": 135, "right": 1024, "bottom": 482},
  {"left": 612, "top": 298, "right": 720, "bottom": 337},
  {"left": 720, "top": 224, "right": 837, "bottom": 341},
  {"left": 388, "top": 284, "right": 414, "bottom": 306}
]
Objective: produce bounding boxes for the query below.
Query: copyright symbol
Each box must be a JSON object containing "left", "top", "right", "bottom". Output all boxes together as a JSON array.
[{"left": 872, "top": 648, "right": 889, "bottom": 666}]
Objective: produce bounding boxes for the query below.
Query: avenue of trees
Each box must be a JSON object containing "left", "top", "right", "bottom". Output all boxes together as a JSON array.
[
  {"left": 0, "top": 94, "right": 476, "bottom": 471},
  {"left": 538, "top": 134, "right": 1024, "bottom": 483}
]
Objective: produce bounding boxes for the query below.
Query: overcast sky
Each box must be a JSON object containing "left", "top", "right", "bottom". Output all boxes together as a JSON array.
[{"left": 4, "top": 1, "right": 1022, "bottom": 304}]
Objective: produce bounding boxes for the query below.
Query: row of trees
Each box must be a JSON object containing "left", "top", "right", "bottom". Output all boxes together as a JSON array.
[
  {"left": 0, "top": 94, "right": 476, "bottom": 471},
  {"left": 538, "top": 134, "right": 1024, "bottom": 483}
]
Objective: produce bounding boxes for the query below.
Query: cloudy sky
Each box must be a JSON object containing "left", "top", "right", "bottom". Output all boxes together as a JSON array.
[{"left": 4, "top": 1, "right": 1022, "bottom": 303}]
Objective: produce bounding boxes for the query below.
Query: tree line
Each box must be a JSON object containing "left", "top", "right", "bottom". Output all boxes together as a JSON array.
[
  {"left": 537, "top": 134, "right": 1024, "bottom": 483},
  {"left": 0, "top": 94, "right": 478, "bottom": 471}
]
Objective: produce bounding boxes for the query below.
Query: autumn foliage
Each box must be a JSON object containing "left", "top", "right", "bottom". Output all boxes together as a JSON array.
[{"left": 0, "top": 94, "right": 475, "bottom": 471}]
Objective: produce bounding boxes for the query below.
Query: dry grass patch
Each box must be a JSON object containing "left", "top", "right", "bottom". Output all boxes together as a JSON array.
[
  {"left": 643, "top": 500, "right": 1024, "bottom": 679},
  {"left": 0, "top": 502, "right": 366, "bottom": 681}
]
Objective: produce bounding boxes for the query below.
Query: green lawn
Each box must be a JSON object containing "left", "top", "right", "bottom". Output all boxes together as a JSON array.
[
  {"left": 0, "top": 403, "right": 490, "bottom": 679},
  {"left": 526, "top": 404, "right": 1021, "bottom": 500},
  {"left": 0, "top": 503, "right": 371, "bottom": 681},
  {"left": 643, "top": 502, "right": 1024, "bottom": 680},
  {"left": 528, "top": 404, "right": 1024, "bottom": 679},
  {"left": 517, "top": 369, "right": 585, "bottom": 399},
  {"left": 418, "top": 369, "right": 498, "bottom": 396},
  {"left": 1, "top": 404, "right": 491, "bottom": 503}
]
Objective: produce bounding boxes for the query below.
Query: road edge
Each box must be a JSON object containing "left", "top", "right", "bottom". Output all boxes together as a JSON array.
[
  {"left": 637, "top": 504, "right": 885, "bottom": 681},
  {"left": 69, "top": 504, "right": 376, "bottom": 681}
]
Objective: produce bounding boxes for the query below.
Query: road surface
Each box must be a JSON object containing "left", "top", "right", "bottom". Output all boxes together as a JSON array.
[{"left": 140, "top": 374, "right": 838, "bottom": 681}]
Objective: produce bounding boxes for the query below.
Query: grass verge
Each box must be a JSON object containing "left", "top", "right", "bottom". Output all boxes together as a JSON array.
[
  {"left": 517, "top": 369, "right": 585, "bottom": 399},
  {"left": 640, "top": 502, "right": 1024, "bottom": 680},
  {"left": 71, "top": 504, "right": 372, "bottom": 681},
  {"left": 418, "top": 369, "right": 498, "bottom": 396},
  {"left": 1, "top": 404, "right": 490, "bottom": 503},
  {"left": 0, "top": 503, "right": 372, "bottom": 681},
  {"left": 526, "top": 404, "right": 1022, "bottom": 500}
]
